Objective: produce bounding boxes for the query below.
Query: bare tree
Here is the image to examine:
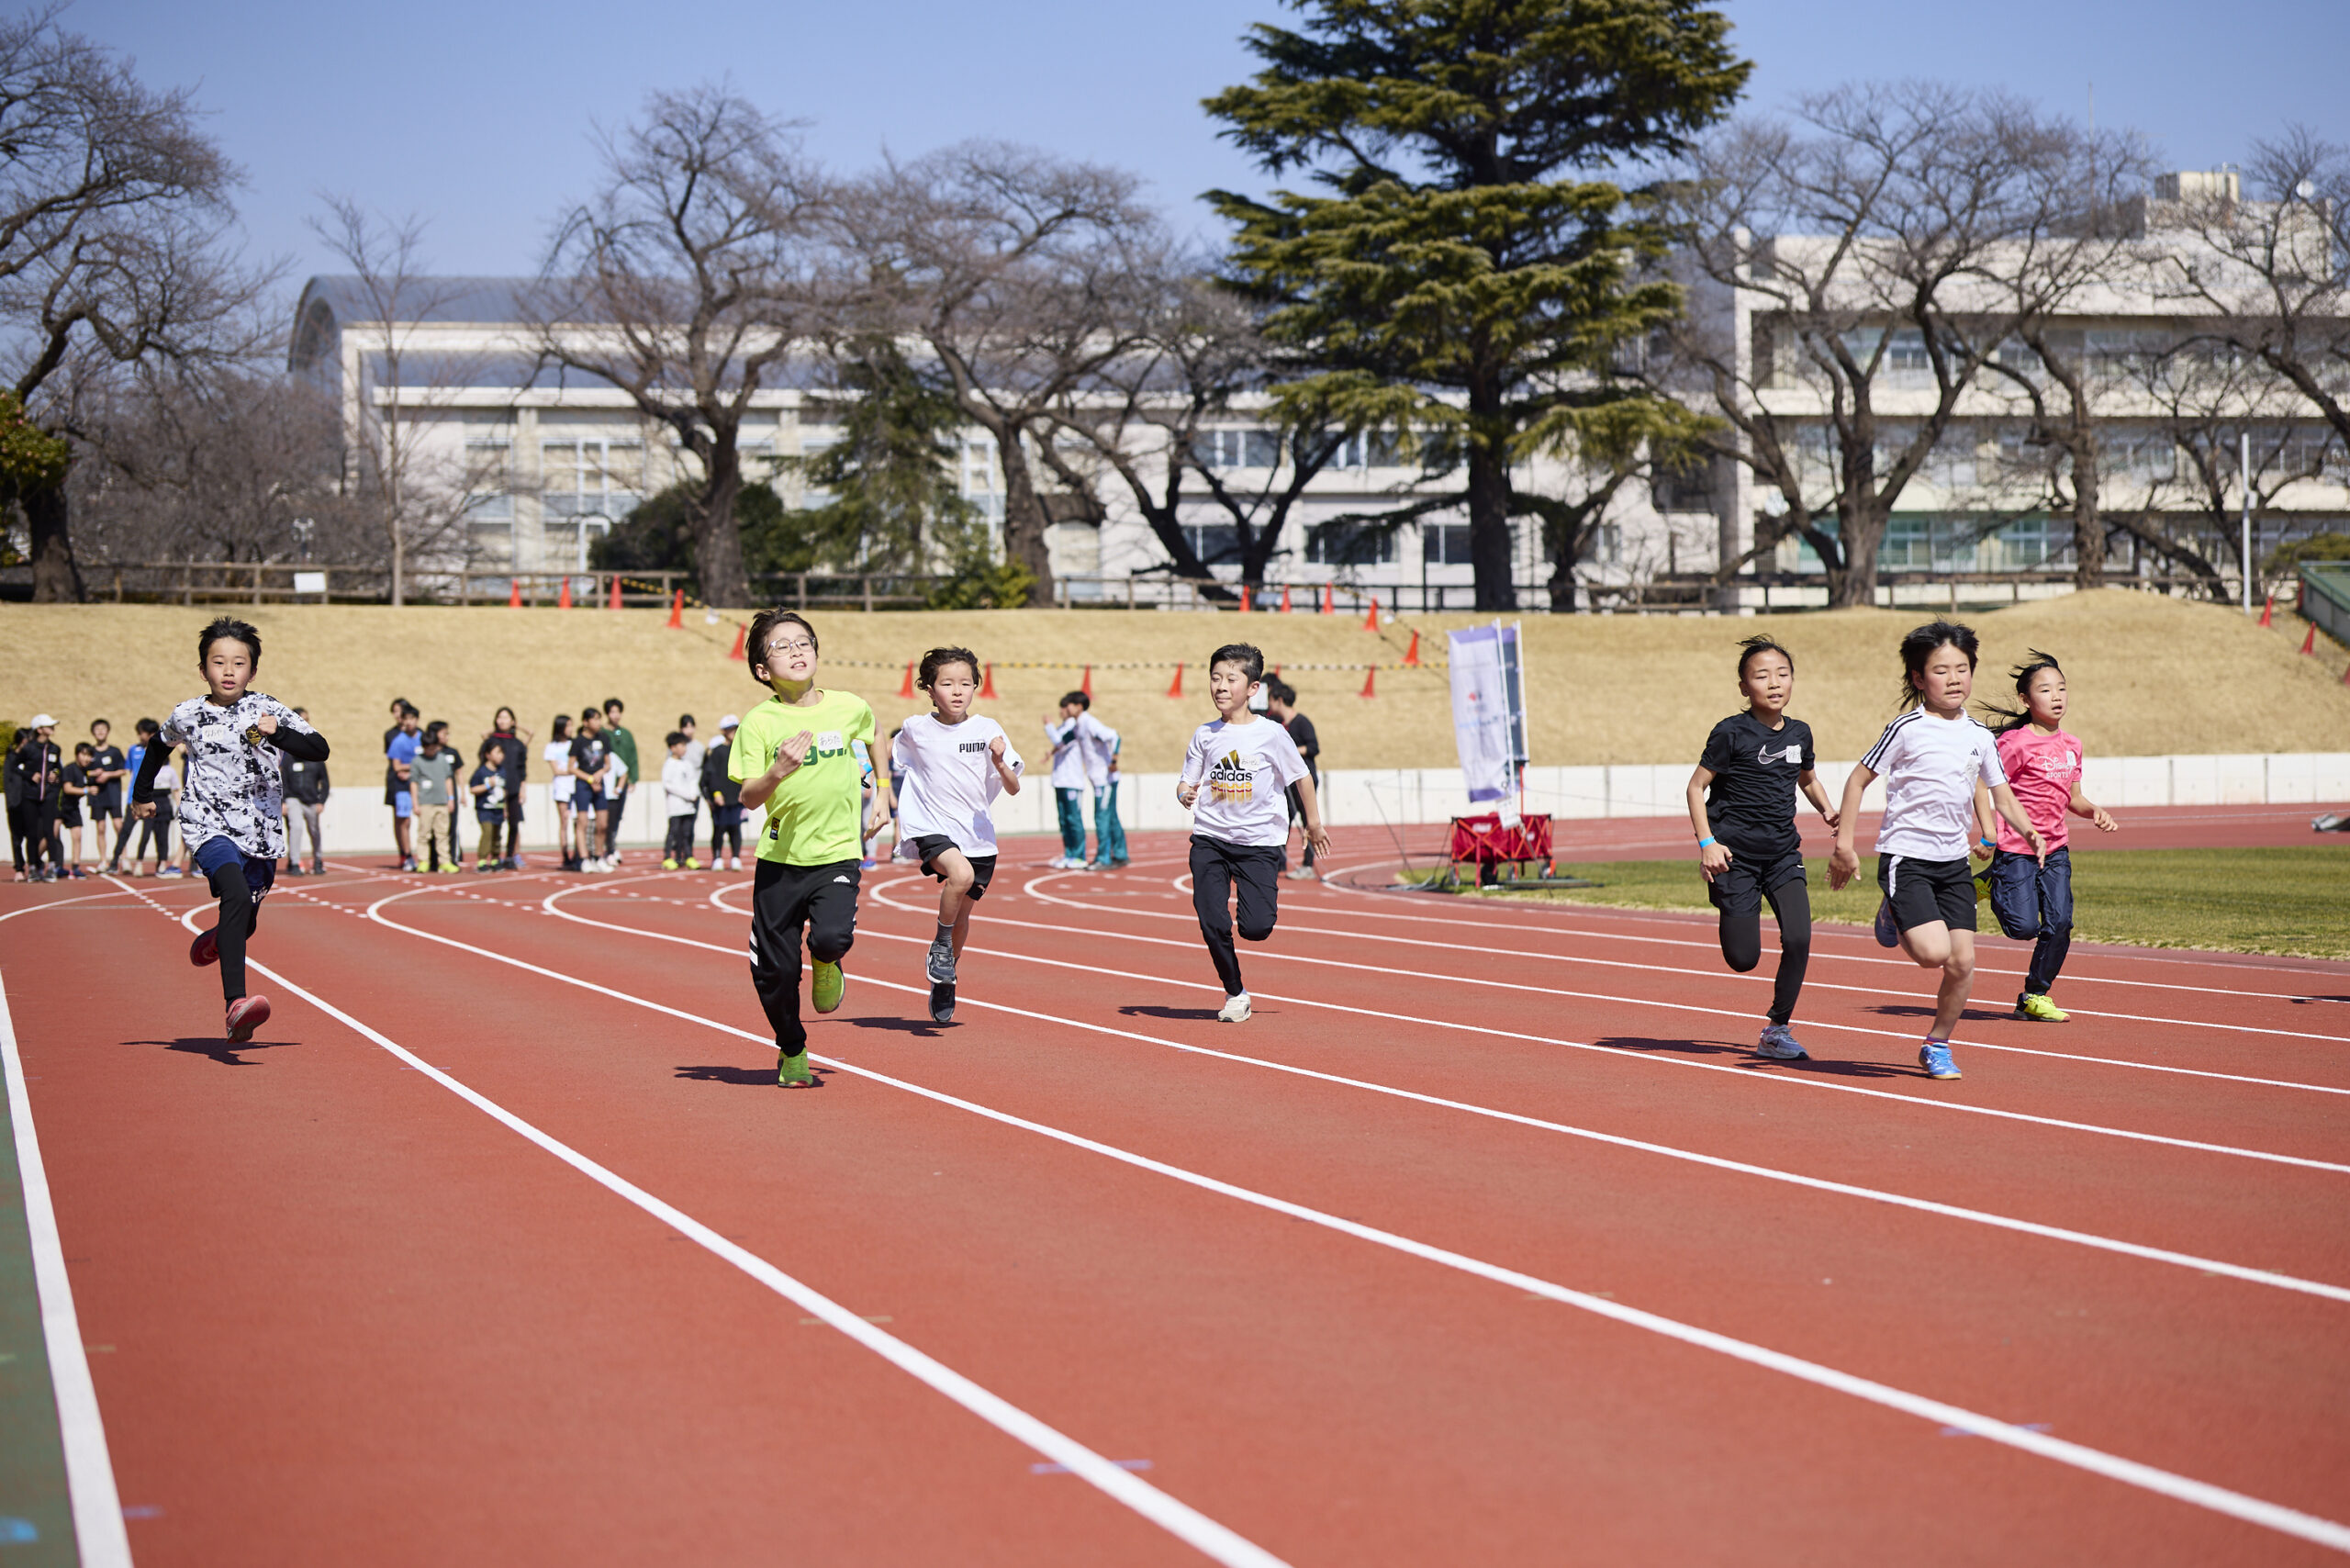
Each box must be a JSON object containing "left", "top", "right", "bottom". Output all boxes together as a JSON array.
[
  {"left": 2151, "top": 129, "right": 2350, "bottom": 451},
  {"left": 532, "top": 84, "right": 827, "bottom": 608},
  {"left": 1655, "top": 85, "right": 2067, "bottom": 606},
  {"left": 838, "top": 141, "right": 1162, "bottom": 604},
  {"left": 0, "top": 9, "right": 266, "bottom": 599}
]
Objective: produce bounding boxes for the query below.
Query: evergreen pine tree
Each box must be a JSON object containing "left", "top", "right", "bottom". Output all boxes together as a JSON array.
[{"left": 1206, "top": 0, "right": 1747, "bottom": 610}]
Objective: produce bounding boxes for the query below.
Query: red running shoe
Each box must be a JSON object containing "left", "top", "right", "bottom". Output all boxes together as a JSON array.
[
  {"left": 225, "top": 995, "right": 271, "bottom": 1043},
  {"left": 190, "top": 928, "right": 219, "bottom": 967}
]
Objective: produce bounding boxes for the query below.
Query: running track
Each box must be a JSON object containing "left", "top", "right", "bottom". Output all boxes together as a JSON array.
[{"left": 1, "top": 823, "right": 2345, "bottom": 1564}]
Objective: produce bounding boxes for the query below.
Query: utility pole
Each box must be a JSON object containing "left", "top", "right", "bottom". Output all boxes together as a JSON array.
[{"left": 2240, "top": 429, "right": 2253, "bottom": 613}]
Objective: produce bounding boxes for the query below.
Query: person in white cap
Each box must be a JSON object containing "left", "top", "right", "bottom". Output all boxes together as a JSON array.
[
  {"left": 701, "top": 713, "right": 744, "bottom": 870},
  {"left": 7, "top": 715, "right": 64, "bottom": 881}
]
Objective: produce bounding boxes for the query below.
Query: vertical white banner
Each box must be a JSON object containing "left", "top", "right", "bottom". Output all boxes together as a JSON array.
[{"left": 1448, "top": 624, "right": 1517, "bottom": 806}]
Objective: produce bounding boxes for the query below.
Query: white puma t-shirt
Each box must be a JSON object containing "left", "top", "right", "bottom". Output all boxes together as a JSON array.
[
  {"left": 1180, "top": 717, "right": 1309, "bottom": 848},
  {"left": 892, "top": 712, "right": 1023, "bottom": 858}
]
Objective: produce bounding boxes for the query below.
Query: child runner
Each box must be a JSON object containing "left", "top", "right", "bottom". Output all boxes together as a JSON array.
[
  {"left": 660, "top": 732, "right": 702, "bottom": 870},
  {"left": 703, "top": 715, "right": 744, "bottom": 870},
  {"left": 1177, "top": 643, "right": 1331, "bottom": 1023},
  {"left": 1976, "top": 650, "right": 2120, "bottom": 1022},
  {"left": 469, "top": 743, "right": 510, "bottom": 872},
  {"left": 1684, "top": 635, "right": 1840, "bottom": 1060},
  {"left": 130, "top": 618, "right": 330, "bottom": 1044},
  {"left": 1829, "top": 621, "right": 2043, "bottom": 1081},
  {"left": 892, "top": 647, "right": 1024, "bottom": 1024},
  {"left": 732, "top": 611, "right": 890, "bottom": 1087}
]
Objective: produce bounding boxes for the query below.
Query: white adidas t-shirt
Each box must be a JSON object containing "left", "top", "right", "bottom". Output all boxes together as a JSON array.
[
  {"left": 892, "top": 712, "right": 1023, "bottom": 859},
  {"left": 1180, "top": 717, "right": 1309, "bottom": 848},
  {"left": 1862, "top": 707, "right": 2007, "bottom": 862}
]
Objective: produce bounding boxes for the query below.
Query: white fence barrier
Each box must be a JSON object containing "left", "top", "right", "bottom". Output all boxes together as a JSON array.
[{"left": 280, "top": 752, "right": 2350, "bottom": 857}]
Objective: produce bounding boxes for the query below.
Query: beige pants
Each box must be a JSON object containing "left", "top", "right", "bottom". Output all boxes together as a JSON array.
[{"left": 414, "top": 801, "right": 457, "bottom": 868}]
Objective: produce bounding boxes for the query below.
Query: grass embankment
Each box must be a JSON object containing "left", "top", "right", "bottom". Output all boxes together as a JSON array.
[
  {"left": 2, "top": 589, "right": 2346, "bottom": 776},
  {"left": 1423, "top": 846, "right": 2350, "bottom": 961}
]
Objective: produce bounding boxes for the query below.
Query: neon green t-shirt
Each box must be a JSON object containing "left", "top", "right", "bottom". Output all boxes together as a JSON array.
[{"left": 730, "top": 689, "right": 877, "bottom": 866}]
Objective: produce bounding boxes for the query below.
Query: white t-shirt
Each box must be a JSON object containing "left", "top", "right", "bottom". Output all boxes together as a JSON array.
[
  {"left": 1181, "top": 717, "right": 1310, "bottom": 848},
  {"left": 1043, "top": 713, "right": 1109, "bottom": 790},
  {"left": 661, "top": 755, "right": 700, "bottom": 813},
  {"left": 1082, "top": 720, "right": 1120, "bottom": 788},
  {"left": 1862, "top": 708, "right": 2007, "bottom": 862},
  {"left": 893, "top": 713, "right": 1024, "bottom": 859},
  {"left": 543, "top": 740, "right": 572, "bottom": 779},
  {"left": 681, "top": 737, "right": 706, "bottom": 773}
]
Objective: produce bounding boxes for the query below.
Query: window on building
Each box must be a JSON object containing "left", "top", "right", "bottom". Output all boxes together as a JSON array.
[
  {"left": 542, "top": 438, "right": 643, "bottom": 521},
  {"left": 1651, "top": 454, "right": 1716, "bottom": 513},
  {"left": 1422, "top": 522, "right": 1473, "bottom": 565},
  {"left": 1842, "top": 327, "right": 1933, "bottom": 385},
  {"left": 1305, "top": 520, "right": 1394, "bottom": 566},
  {"left": 1181, "top": 522, "right": 1241, "bottom": 566},
  {"left": 1194, "top": 428, "right": 1282, "bottom": 469}
]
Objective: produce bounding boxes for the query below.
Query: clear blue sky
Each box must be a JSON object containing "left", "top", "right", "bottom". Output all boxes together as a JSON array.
[{"left": 64, "top": 0, "right": 2350, "bottom": 297}]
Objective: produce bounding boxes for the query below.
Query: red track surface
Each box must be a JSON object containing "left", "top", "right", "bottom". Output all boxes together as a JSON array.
[{"left": 3, "top": 818, "right": 2346, "bottom": 1564}]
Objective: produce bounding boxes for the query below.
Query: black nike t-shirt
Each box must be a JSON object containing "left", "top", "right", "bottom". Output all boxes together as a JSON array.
[{"left": 1698, "top": 712, "right": 1816, "bottom": 857}]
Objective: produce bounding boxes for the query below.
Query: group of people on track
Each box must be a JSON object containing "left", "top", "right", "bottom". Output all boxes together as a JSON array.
[{"left": 129, "top": 610, "right": 2111, "bottom": 1083}]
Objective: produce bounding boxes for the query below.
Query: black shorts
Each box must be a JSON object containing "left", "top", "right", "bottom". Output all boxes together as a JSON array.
[
  {"left": 1876, "top": 854, "right": 1977, "bottom": 934},
  {"left": 1706, "top": 845, "right": 1805, "bottom": 917},
  {"left": 59, "top": 805, "right": 83, "bottom": 829},
  {"left": 909, "top": 834, "right": 996, "bottom": 900}
]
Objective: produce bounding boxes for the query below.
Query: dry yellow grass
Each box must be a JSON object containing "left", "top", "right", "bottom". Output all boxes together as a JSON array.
[{"left": 3, "top": 589, "right": 2345, "bottom": 777}]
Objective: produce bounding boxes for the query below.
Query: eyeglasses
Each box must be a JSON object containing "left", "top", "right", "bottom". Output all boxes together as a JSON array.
[{"left": 765, "top": 639, "right": 816, "bottom": 657}]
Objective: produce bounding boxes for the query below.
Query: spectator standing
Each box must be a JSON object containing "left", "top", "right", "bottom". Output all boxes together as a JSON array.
[
  {"left": 470, "top": 742, "right": 511, "bottom": 872},
  {"left": 601, "top": 698, "right": 637, "bottom": 865},
  {"left": 482, "top": 707, "right": 531, "bottom": 870},
  {"left": 1264, "top": 678, "right": 1323, "bottom": 879},
  {"left": 86, "top": 720, "right": 126, "bottom": 870},
  {"left": 675, "top": 714, "right": 704, "bottom": 852},
  {"left": 702, "top": 714, "right": 743, "bottom": 870},
  {"left": 281, "top": 706, "right": 330, "bottom": 876},
  {"left": 60, "top": 743, "right": 95, "bottom": 876},
  {"left": 661, "top": 732, "right": 701, "bottom": 869},
  {"left": 7, "top": 718, "right": 64, "bottom": 881},
  {"left": 4, "top": 723, "right": 23, "bottom": 880},
  {"left": 569, "top": 707, "right": 612, "bottom": 872},
  {"left": 106, "top": 718, "right": 161, "bottom": 874},
  {"left": 543, "top": 714, "right": 576, "bottom": 871},
  {"left": 1043, "top": 692, "right": 1110, "bottom": 869},
  {"left": 1083, "top": 708, "right": 1128, "bottom": 870},
  {"left": 386, "top": 704, "right": 421, "bottom": 871},
  {"left": 409, "top": 723, "right": 462, "bottom": 874}
]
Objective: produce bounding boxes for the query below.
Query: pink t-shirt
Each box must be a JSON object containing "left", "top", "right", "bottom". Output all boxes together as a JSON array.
[{"left": 1996, "top": 727, "right": 2082, "bottom": 852}]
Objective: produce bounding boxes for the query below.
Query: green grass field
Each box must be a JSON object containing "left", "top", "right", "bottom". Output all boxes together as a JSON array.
[{"left": 1422, "top": 846, "right": 2350, "bottom": 961}]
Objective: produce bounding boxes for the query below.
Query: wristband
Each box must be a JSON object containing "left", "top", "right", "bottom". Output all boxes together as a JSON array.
[
  {"left": 1980, "top": 836, "right": 1995, "bottom": 849},
  {"left": 1696, "top": 836, "right": 1716, "bottom": 849}
]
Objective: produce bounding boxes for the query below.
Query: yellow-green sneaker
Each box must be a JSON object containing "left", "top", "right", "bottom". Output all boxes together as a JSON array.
[
  {"left": 2014, "top": 992, "right": 2068, "bottom": 1023},
  {"left": 1973, "top": 870, "right": 1992, "bottom": 903},
  {"left": 778, "top": 1049, "right": 816, "bottom": 1087},
  {"left": 811, "top": 959, "right": 845, "bottom": 1014}
]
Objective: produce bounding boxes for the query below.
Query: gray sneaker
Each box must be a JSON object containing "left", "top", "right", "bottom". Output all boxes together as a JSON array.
[
  {"left": 1756, "top": 1023, "right": 1808, "bottom": 1060},
  {"left": 1874, "top": 898, "right": 1900, "bottom": 948},
  {"left": 926, "top": 932, "right": 957, "bottom": 984}
]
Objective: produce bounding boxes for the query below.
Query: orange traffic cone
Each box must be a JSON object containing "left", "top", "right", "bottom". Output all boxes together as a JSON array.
[
  {"left": 726, "top": 622, "right": 745, "bottom": 660},
  {"left": 898, "top": 661, "right": 915, "bottom": 699},
  {"left": 558, "top": 577, "right": 573, "bottom": 610},
  {"left": 1238, "top": 585, "right": 1252, "bottom": 614},
  {"left": 508, "top": 578, "right": 523, "bottom": 609},
  {"left": 979, "top": 663, "right": 998, "bottom": 700},
  {"left": 2303, "top": 623, "right": 2320, "bottom": 655},
  {"left": 1361, "top": 598, "right": 1380, "bottom": 631},
  {"left": 666, "top": 589, "right": 684, "bottom": 629},
  {"left": 1167, "top": 663, "right": 1184, "bottom": 698},
  {"left": 2259, "top": 593, "right": 2274, "bottom": 628},
  {"left": 1280, "top": 586, "right": 1292, "bottom": 614},
  {"left": 606, "top": 576, "right": 621, "bottom": 610},
  {"left": 1359, "top": 665, "right": 1378, "bottom": 698},
  {"left": 1080, "top": 665, "right": 1092, "bottom": 697},
  {"left": 1320, "top": 584, "right": 1335, "bottom": 615},
  {"left": 1402, "top": 629, "right": 1421, "bottom": 666}
]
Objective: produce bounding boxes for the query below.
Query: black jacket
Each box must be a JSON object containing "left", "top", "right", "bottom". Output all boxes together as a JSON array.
[
  {"left": 701, "top": 739, "right": 741, "bottom": 809},
  {"left": 6, "top": 740, "right": 62, "bottom": 807},
  {"left": 281, "top": 753, "right": 331, "bottom": 806}
]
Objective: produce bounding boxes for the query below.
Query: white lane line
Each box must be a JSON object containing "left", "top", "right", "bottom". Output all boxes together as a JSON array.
[
  {"left": 1305, "top": 868, "right": 2350, "bottom": 994},
  {"left": 364, "top": 887, "right": 2350, "bottom": 1556},
  {"left": 717, "top": 880, "right": 2350, "bottom": 1164},
  {"left": 0, "top": 969, "right": 133, "bottom": 1567},
  {"left": 601, "top": 882, "right": 2350, "bottom": 1305},
  {"left": 144, "top": 901, "right": 1288, "bottom": 1568},
  {"left": 1021, "top": 875, "right": 2350, "bottom": 1048},
  {"left": 972, "top": 895, "right": 2350, "bottom": 1099}
]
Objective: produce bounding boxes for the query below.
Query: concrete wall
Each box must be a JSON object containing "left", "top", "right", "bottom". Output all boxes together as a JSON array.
[{"left": 274, "top": 751, "right": 2350, "bottom": 857}]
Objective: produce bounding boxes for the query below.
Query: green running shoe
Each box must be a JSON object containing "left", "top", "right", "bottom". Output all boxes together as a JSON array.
[
  {"left": 2014, "top": 992, "right": 2068, "bottom": 1023},
  {"left": 812, "top": 959, "right": 845, "bottom": 1014},
  {"left": 778, "top": 1049, "right": 816, "bottom": 1087}
]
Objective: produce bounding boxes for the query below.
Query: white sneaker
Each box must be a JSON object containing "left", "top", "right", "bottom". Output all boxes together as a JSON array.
[
  {"left": 729, "top": 857, "right": 743, "bottom": 871},
  {"left": 1217, "top": 993, "right": 1252, "bottom": 1023}
]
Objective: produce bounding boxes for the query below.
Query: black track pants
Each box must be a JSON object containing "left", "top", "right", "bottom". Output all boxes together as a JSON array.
[
  {"left": 1718, "top": 876, "right": 1812, "bottom": 1027},
  {"left": 1190, "top": 834, "right": 1284, "bottom": 998},
  {"left": 747, "top": 858, "right": 861, "bottom": 1054},
  {"left": 203, "top": 861, "right": 267, "bottom": 1002}
]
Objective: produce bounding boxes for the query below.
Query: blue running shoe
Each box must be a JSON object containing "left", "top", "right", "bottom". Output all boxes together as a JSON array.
[
  {"left": 1756, "top": 1023, "right": 1808, "bottom": 1060},
  {"left": 1874, "top": 898, "right": 1899, "bottom": 948},
  {"left": 1919, "top": 1039, "right": 1962, "bottom": 1081}
]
